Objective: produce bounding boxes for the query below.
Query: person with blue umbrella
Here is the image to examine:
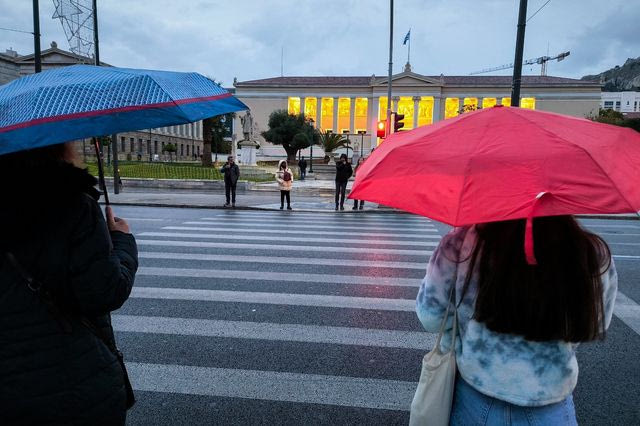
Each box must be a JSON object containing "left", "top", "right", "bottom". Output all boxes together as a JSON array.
[{"left": 0, "top": 65, "right": 247, "bottom": 424}]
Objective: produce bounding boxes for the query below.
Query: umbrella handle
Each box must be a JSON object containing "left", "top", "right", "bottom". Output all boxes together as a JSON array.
[
  {"left": 93, "top": 137, "right": 110, "bottom": 205},
  {"left": 524, "top": 192, "right": 549, "bottom": 266}
]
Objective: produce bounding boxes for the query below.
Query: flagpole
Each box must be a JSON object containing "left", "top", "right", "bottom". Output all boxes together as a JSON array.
[{"left": 408, "top": 32, "right": 411, "bottom": 64}]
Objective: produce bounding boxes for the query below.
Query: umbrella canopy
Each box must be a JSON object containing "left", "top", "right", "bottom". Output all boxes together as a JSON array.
[
  {"left": 0, "top": 64, "right": 248, "bottom": 155},
  {"left": 350, "top": 106, "right": 640, "bottom": 263}
]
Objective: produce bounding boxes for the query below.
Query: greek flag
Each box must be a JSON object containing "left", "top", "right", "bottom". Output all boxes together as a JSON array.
[{"left": 403, "top": 30, "right": 411, "bottom": 45}]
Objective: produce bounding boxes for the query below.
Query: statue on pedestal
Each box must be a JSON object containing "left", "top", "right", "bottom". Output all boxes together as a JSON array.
[{"left": 239, "top": 111, "right": 259, "bottom": 166}]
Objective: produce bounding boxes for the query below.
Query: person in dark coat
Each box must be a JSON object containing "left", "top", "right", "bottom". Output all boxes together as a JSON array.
[
  {"left": 335, "top": 153, "right": 353, "bottom": 210},
  {"left": 220, "top": 155, "right": 240, "bottom": 207},
  {"left": 352, "top": 156, "right": 366, "bottom": 210},
  {"left": 0, "top": 142, "right": 138, "bottom": 425},
  {"left": 298, "top": 156, "right": 307, "bottom": 180}
]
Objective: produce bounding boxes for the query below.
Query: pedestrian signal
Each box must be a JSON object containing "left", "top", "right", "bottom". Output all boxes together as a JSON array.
[
  {"left": 376, "top": 121, "right": 386, "bottom": 138},
  {"left": 393, "top": 113, "right": 405, "bottom": 132}
]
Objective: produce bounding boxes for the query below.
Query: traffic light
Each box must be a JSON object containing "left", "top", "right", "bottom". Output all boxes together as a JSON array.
[
  {"left": 393, "top": 113, "right": 405, "bottom": 132},
  {"left": 376, "top": 120, "right": 386, "bottom": 138}
]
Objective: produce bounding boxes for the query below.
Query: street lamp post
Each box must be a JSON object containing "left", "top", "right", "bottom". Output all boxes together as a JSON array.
[
  {"left": 358, "top": 130, "right": 366, "bottom": 158},
  {"left": 343, "top": 130, "right": 350, "bottom": 159}
]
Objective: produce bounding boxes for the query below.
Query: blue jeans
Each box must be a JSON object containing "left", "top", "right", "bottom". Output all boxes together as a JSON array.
[{"left": 450, "top": 375, "right": 577, "bottom": 426}]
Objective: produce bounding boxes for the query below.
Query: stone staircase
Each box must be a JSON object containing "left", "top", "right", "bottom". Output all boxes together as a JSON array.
[{"left": 307, "top": 164, "right": 336, "bottom": 180}]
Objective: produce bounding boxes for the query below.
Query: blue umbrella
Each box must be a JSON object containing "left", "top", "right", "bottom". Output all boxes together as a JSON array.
[{"left": 0, "top": 65, "right": 248, "bottom": 202}]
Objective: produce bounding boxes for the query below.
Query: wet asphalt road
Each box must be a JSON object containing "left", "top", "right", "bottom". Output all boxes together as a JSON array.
[{"left": 109, "top": 206, "right": 640, "bottom": 425}]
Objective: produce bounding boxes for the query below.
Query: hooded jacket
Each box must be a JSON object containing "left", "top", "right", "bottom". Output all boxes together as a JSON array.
[
  {"left": 0, "top": 161, "right": 138, "bottom": 423},
  {"left": 275, "top": 159, "right": 294, "bottom": 191}
]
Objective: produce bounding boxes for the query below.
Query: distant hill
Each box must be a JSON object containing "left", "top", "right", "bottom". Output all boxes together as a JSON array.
[{"left": 581, "top": 57, "right": 640, "bottom": 92}]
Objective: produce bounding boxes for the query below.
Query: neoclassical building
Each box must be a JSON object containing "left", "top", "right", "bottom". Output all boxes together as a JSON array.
[{"left": 233, "top": 68, "right": 602, "bottom": 159}]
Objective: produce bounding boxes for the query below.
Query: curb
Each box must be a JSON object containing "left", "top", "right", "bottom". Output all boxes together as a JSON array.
[{"left": 100, "top": 201, "right": 406, "bottom": 214}]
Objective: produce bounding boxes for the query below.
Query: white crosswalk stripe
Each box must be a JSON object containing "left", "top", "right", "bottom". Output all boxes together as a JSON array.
[
  {"left": 183, "top": 220, "right": 438, "bottom": 233},
  {"left": 138, "top": 231, "right": 440, "bottom": 247}
]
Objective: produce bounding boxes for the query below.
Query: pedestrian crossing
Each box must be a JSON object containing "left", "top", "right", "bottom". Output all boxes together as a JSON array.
[{"left": 119, "top": 209, "right": 437, "bottom": 423}]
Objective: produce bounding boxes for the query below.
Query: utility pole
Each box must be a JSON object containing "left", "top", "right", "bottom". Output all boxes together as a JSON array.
[
  {"left": 510, "top": 0, "right": 528, "bottom": 107},
  {"left": 92, "top": 0, "right": 100, "bottom": 65},
  {"left": 386, "top": 0, "right": 394, "bottom": 136},
  {"left": 32, "top": 0, "right": 41, "bottom": 73}
]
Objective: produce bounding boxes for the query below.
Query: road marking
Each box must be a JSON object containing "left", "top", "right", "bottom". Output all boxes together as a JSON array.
[
  {"left": 198, "top": 218, "right": 437, "bottom": 228},
  {"left": 136, "top": 239, "right": 434, "bottom": 256},
  {"left": 204, "top": 212, "right": 432, "bottom": 224},
  {"left": 126, "top": 362, "right": 415, "bottom": 411},
  {"left": 599, "top": 232, "right": 640, "bottom": 236},
  {"left": 162, "top": 226, "right": 439, "bottom": 240},
  {"left": 137, "top": 267, "right": 421, "bottom": 287},
  {"left": 131, "top": 287, "right": 417, "bottom": 311},
  {"left": 613, "top": 255, "right": 640, "bottom": 260},
  {"left": 183, "top": 221, "right": 438, "bottom": 233},
  {"left": 138, "top": 251, "right": 428, "bottom": 270},
  {"left": 615, "top": 292, "right": 640, "bottom": 336},
  {"left": 585, "top": 224, "right": 640, "bottom": 229},
  {"left": 122, "top": 218, "right": 167, "bottom": 221},
  {"left": 138, "top": 232, "right": 439, "bottom": 247},
  {"left": 609, "top": 242, "right": 640, "bottom": 246},
  {"left": 113, "top": 314, "right": 434, "bottom": 350}
]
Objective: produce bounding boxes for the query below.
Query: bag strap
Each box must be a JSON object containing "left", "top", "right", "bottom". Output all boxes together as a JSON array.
[
  {"left": 4, "top": 251, "right": 114, "bottom": 349},
  {"left": 4, "top": 252, "right": 73, "bottom": 333}
]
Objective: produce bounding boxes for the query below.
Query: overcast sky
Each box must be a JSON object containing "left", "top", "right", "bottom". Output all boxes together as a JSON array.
[{"left": 1, "top": 0, "right": 638, "bottom": 86}]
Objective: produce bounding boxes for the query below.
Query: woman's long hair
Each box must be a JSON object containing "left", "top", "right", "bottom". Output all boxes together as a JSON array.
[{"left": 463, "top": 216, "right": 610, "bottom": 343}]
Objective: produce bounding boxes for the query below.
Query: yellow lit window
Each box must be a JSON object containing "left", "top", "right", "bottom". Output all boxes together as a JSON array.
[
  {"left": 501, "top": 97, "right": 511, "bottom": 107},
  {"left": 320, "top": 98, "right": 334, "bottom": 132},
  {"left": 378, "top": 97, "right": 388, "bottom": 121},
  {"left": 521, "top": 97, "right": 536, "bottom": 110},
  {"left": 354, "top": 98, "right": 368, "bottom": 132},
  {"left": 397, "top": 97, "right": 414, "bottom": 130},
  {"left": 463, "top": 97, "right": 478, "bottom": 113},
  {"left": 338, "top": 98, "right": 351, "bottom": 133},
  {"left": 288, "top": 97, "right": 301, "bottom": 115},
  {"left": 445, "top": 98, "right": 460, "bottom": 119},
  {"left": 482, "top": 98, "right": 497, "bottom": 109},
  {"left": 304, "top": 97, "right": 317, "bottom": 120},
  {"left": 418, "top": 97, "right": 434, "bottom": 127}
]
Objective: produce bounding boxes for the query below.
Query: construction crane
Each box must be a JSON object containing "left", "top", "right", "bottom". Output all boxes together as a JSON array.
[{"left": 469, "top": 51, "right": 570, "bottom": 76}]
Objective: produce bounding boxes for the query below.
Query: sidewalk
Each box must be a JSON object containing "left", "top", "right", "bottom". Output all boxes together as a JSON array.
[{"left": 102, "top": 188, "right": 382, "bottom": 213}]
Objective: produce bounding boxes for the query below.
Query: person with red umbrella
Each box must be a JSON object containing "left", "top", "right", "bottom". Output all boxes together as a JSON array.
[{"left": 349, "top": 107, "right": 638, "bottom": 424}]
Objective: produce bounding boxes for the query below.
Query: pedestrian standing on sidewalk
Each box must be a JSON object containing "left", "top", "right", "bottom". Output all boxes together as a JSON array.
[
  {"left": 415, "top": 218, "right": 617, "bottom": 425},
  {"left": 298, "top": 156, "right": 307, "bottom": 181},
  {"left": 220, "top": 155, "right": 240, "bottom": 208},
  {"left": 335, "top": 153, "right": 353, "bottom": 211},
  {"left": 276, "top": 159, "right": 293, "bottom": 210},
  {"left": 351, "top": 157, "right": 365, "bottom": 210},
  {"left": 0, "top": 142, "right": 138, "bottom": 425}
]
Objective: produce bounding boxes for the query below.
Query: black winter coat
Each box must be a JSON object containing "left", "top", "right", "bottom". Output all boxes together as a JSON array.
[
  {"left": 0, "top": 163, "right": 138, "bottom": 424},
  {"left": 220, "top": 163, "right": 240, "bottom": 185},
  {"left": 335, "top": 161, "right": 353, "bottom": 182}
]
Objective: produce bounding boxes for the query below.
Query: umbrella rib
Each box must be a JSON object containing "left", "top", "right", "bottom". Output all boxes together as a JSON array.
[{"left": 515, "top": 111, "right": 637, "bottom": 214}]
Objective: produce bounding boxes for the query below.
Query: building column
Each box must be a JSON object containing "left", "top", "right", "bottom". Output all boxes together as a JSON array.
[
  {"left": 413, "top": 96, "right": 420, "bottom": 129},
  {"left": 459, "top": 97, "right": 466, "bottom": 114},
  {"left": 369, "top": 97, "right": 379, "bottom": 151},
  {"left": 433, "top": 96, "right": 442, "bottom": 122},
  {"left": 316, "top": 98, "right": 322, "bottom": 129},
  {"left": 349, "top": 97, "right": 356, "bottom": 133},
  {"left": 301, "top": 97, "right": 306, "bottom": 117},
  {"left": 332, "top": 97, "right": 338, "bottom": 132},
  {"left": 477, "top": 97, "right": 484, "bottom": 110},
  {"left": 391, "top": 96, "right": 400, "bottom": 113}
]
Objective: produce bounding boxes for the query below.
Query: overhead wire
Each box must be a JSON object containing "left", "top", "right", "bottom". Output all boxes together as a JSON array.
[
  {"left": 527, "top": 0, "right": 552, "bottom": 23},
  {"left": 0, "top": 26, "right": 33, "bottom": 35}
]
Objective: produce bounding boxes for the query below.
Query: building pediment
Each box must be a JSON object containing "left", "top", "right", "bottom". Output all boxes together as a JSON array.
[{"left": 373, "top": 72, "right": 443, "bottom": 87}]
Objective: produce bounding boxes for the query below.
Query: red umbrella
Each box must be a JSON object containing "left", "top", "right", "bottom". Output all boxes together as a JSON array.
[{"left": 350, "top": 106, "right": 640, "bottom": 264}]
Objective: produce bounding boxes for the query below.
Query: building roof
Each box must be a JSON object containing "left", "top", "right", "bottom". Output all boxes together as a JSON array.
[{"left": 236, "top": 74, "right": 600, "bottom": 88}]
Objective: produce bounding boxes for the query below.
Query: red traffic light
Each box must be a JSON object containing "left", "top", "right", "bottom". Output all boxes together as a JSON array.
[
  {"left": 394, "top": 113, "right": 405, "bottom": 132},
  {"left": 377, "top": 120, "right": 386, "bottom": 138}
]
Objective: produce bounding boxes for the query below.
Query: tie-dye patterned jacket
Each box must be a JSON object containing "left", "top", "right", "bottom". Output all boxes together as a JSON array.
[{"left": 416, "top": 225, "right": 618, "bottom": 407}]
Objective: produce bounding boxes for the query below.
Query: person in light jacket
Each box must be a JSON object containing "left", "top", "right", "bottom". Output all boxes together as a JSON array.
[
  {"left": 416, "top": 217, "right": 617, "bottom": 425},
  {"left": 275, "top": 159, "right": 293, "bottom": 210}
]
